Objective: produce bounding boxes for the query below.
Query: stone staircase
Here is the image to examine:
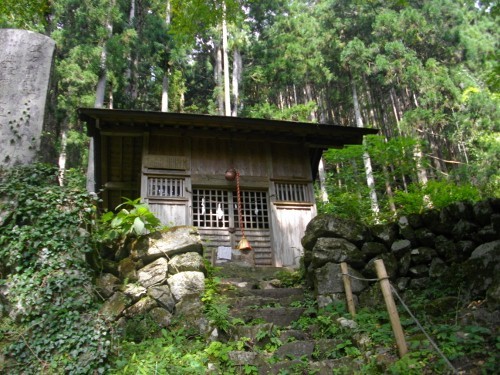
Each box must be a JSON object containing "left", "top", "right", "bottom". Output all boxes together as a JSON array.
[{"left": 213, "top": 264, "right": 370, "bottom": 374}]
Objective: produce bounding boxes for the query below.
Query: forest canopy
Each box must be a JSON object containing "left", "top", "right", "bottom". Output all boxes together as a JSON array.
[{"left": 0, "top": 0, "right": 498, "bottom": 222}]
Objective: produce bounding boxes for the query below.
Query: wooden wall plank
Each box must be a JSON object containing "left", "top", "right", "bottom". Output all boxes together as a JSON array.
[
  {"left": 271, "top": 143, "right": 309, "bottom": 179},
  {"left": 271, "top": 205, "right": 315, "bottom": 268}
]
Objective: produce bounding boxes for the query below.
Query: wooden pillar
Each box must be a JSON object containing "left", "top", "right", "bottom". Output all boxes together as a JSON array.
[
  {"left": 374, "top": 259, "right": 408, "bottom": 358},
  {"left": 340, "top": 262, "right": 356, "bottom": 317}
]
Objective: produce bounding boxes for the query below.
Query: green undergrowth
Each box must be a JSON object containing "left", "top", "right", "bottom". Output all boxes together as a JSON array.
[
  {"left": 109, "top": 327, "right": 208, "bottom": 374},
  {"left": 0, "top": 164, "right": 111, "bottom": 374},
  {"left": 107, "top": 260, "right": 498, "bottom": 374},
  {"left": 1, "top": 164, "right": 496, "bottom": 374}
]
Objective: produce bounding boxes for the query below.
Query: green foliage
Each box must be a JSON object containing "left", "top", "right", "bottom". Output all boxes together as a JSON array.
[
  {"left": 109, "top": 328, "right": 207, "bottom": 374},
  {"left": 0, "top": 164, "right": 110, "bottom": 374},
  {"left": 205, "top": 341, "right": 234, "bottom": 365},
  {"left": 255, "top": 325, "right": 282, "bottom": 352},
  {"left": 202, "top": 276, "right": 233, "bottom": 333},
  {"left": 393, "top": 180, "right": 482, "bottom": 214},
  {"left": 274, "top": 268, "right": 304, "bottom": 288},
  {"left": 322, "top": 134, "right": 486, "bottom": 223},
  {"left": 123, "top": 313, "right": 163, "bottom": 343},
  {"left": 388, "top": 352, "right": 431, "bottom": 375},
  {"left": 317, "top": 191, "right": 372, "bottom": 223},
  {"left": 333, "top": 340, "right": 361, "bottom": 358},
  {"left": 0, "top": 0, "right": 49, "bottom": 31},
  {"left": 244, "top": 101, "right": 318, "bottom": 122},
  {"left": 96, "top": 197, "right": 163, "bottom": 245}
]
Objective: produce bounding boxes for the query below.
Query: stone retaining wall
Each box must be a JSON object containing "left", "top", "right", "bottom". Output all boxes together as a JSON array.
[
  {"left": 302, "top": 198, "right": 500, "bottom": 309},
  {"left": 95, "top": 226, "right": 209, "bottom": 336}
]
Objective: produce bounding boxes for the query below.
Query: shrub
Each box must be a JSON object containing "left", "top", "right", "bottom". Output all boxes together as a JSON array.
[{"left": 393, "top": 180, "right": 482, "bottom": 214}]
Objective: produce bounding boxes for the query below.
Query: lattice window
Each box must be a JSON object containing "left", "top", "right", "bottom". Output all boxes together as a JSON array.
[
  {"left": 275, "top": 183, "right": 309, "bottom": 202},
  {"left": 192, "top": 189, "right": 230, "bottom": 228},
  {"left": 234, "top": 191, "right": 270, "bottom": 229},
  {"left": 147, "top": 177, "right": 185, "bottom": 198},
  {"left": 192, "top": 189, "right": 269, "bottom": 229}
]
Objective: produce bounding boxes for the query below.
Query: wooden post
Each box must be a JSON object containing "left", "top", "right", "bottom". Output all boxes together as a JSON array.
[
  {"left": 374, "top": 259, "right": 408, "bottom": 358},
  {"left": 340, "top": 262, "right": 356, "bottom": 317}
]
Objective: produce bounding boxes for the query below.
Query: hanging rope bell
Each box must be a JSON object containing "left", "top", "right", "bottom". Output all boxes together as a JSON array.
[
  {"left": 237, "top": 237, "right": 252, "bottom": 251},
  {"left": 235, "top": 170, "right": 252, "bottom": 251}
]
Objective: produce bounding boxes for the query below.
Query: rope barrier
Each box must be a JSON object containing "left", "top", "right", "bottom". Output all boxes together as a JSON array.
[
  {"left": 236, "top": 171, "right": 245, "bottom": 238},
  {"left": 340, "top": 269, "right": 458, "bottom": 374},
  {"left": 340, "top": 272, "right": 378, "bottom": 282},
  {"left": 390, "top": 284, "right": 458, "bottom": 374}
]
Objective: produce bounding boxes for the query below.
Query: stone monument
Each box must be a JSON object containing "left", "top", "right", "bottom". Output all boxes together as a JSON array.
[{"left": 0, "top": 29, "right": 56, "bottom": 168}]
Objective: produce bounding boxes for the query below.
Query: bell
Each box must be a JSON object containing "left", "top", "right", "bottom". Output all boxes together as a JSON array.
[{"left": 237, "top": 236, "right": 252, "bottom": 251}]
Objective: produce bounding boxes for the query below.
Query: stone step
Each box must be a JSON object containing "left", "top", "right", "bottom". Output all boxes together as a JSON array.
[
  {"left": 230, "top": 306, "right": 306, "bottom": 327},
  {"left": 216, "top": 264, "right": 286, "bottom": 281},
  {"left": 225, "top": 287, "right": 306, "bottom": 309},
  {"left": 258, "top": 358, "right": 360, "bottom": 375},
  {"left": 225, "top": 340, "right": 362, "bottom": 375},
  {"left": 227, "top": 295, "right": 285, "bottom": 309},
  {"left": 245, "top": 287, "right": 305, "bottom": 299},
  {"left": 223, "top": 285, "right": 305, "bottom": 299}
]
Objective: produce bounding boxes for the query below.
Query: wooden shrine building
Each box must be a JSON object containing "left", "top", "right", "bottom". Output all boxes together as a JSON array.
[{"left": 79, "top": 109, "right": 377, "bottom": 267}]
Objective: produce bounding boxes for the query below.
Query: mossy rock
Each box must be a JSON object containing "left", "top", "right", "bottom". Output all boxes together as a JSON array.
[{"left": 424, "top": 296, "right": 459, "bottom": 316}]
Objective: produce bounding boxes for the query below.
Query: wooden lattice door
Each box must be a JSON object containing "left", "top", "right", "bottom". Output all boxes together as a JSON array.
[{"left": 192, "top": 188, "right": 272, "bottom": 266}]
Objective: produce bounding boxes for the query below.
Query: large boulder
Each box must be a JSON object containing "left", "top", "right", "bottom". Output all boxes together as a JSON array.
[
  {"left": 441, "top": 201, "right": 474, "bottom": 222},
  {"left": 421, "top": 209, "right": 450, "bottom": 235},
  {"left": 275, "top": 341, "right": 315, "bottom": 360},
  {"left": 456, "top": 240, "right": 476, "bottom": 258},
  {"left": 406, "top": 213, "right": 423, "bottom": 229},
  {"left": 131, "top": 226, "right": 203, "bottom": 263},
  {"left": 397, "top": 216, "right": 417, "bottom": 244},
  {"left": 362, "top": 253, "right": 398, "bottom": 279},
  {"left": 149, "top": 307, "right": 173, "bottom": 328},
  {"left": 167, "top": 271, "right": 205, "bottom": 302},
  {"left": 168, "top": 252, "right": 206, "bottom": 275},
  {"left": 469, "top": 240, "right": 500, "bottom": 270},
  {"left": 95, "top": 273, "right": 120, "bottom": 298},
  {"left": 123, "top": 296, "right": 157, "bottom": 318},
  {"left": 302, "top": 215, "right": 370, "bottom": 251},
  {"left": 398, "top": 252, "right": 411, "bottom": 276},
  {"left": 358, "top": 284, "right": 384, "bottom": 308},
  {"left": 452, "top": 220, "right": 479, "bottom": 241},
  {"left": 476, "top": 223, "right": 500, "bottom": 243},
  {"left": 228, "top": 351, "right": 259, "bottom": 366},
  {"left": 99, "top": 292, "right": 130, "bottom": 320},
  {"left": 473, "top": 200, "right": 494, "bottom": 226},
  {"left": 428, "top": 258, "right": 447, "bottom": 279},
  {"left": 311, "top": 238, "right": 365, "bottom": 269},
  {"left": 370, "top": 223, "right": 398, "bottom": 246},
  {"left": 486, "top": 276, "right": 500, "bottom": 308},
  {"left": 408, "top": 265, "right": 429, "bottom": 278},
  {"left": 118, "top": 257, "right": 139, "bottom": 281},
  {"left": 414, "top": 227, "right": 436, "bottom": 247},
  {"left": 137, "top": 257, "right": 169, "bottom": 288},
  {"left": 122, "top": 283, "right": 148, "bottom": 302},
  {"left": 314, "top": 262, "right": 368, "bottom": 296},
  {"left": 148, "top": 285, "right": 176, "bottom": 313},
  {"left": 410, "top": 247, "right": 437, "bottom": 265},
  {"left": 174, "top": 293, "right": 209, "bottom": 334},
  {"left": 434, "top": 236, "right": 458, "bottom": 262},
  {"left": 391, "top": 239, "right": 411, "bottom": 259},
  {"left": 361, "top": 242, "right": 388, "bottom": 259}
]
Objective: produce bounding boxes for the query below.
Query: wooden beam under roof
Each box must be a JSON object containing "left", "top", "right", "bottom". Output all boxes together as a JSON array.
[{"left": 78, "top": 108, "right": 378, "bottom": 148}]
